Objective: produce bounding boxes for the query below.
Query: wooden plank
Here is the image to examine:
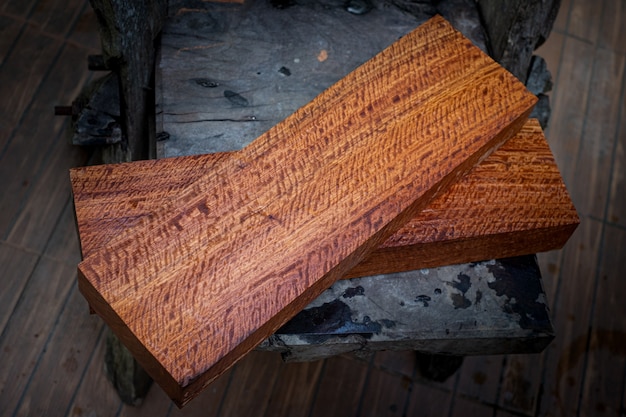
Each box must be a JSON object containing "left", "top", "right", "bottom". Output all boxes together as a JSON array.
[
  {"left": 0, "top": 26, "right": 60, "bottom": 133},
  {"left": 347, "top": 119, "right": 578, "bottom": 276},
  {"left": 262, "top": 361, "right": 324, "bottom": 417},
  {"left": 454, "top": 355, "right": 505, "bottom": 405},
  {"left": 578, "top": 225, "right": 626, "bottom": 417},
  {"left": 598, "top": 0, "right": 626, "bottom": 54},
  {"left": 405, "top": 382, "right": 453, "bottom": 417},
  {"left": 545, "top": 36, "right": 594, "bottom": 187},
  {"left": 570, "top": 48, "right": 624, "bottom": 219},
  {"left": 0, "top": 259, "right": 80, "bottom": 416},
  {"left": 157, "top": 0, "right": 426, "bottom": 159},
  {"left": 169, "top": 368, "right": 233, "bottom": 417},
  {"left": 0, "top": 15, "right": 22, "bottom": 67},
  {"left": 308, "top": 356, "right": 369, "bottom": 417},
  {"left": 62, "top": 334, "right": 123, "bottom": 417},
  {"left": 536, "top": 219, "right": 603, "bottom": 416},
  {"left": 450, "top": 396, "right": 494, "bottom": 417},
  {"left": 13, "top": 284, "right": 104, "bottom": 417},
  {"left": 29, "top": 0, "right": 86, "bottom": 37},
  {"left": 72, "top": 119, "right": 577, "bottom": 276},
  {"left": 76, "top": 16, "right": 536, "bottom": 406},
  {"left": 358, "top": 367, "right": 411, "bottom": 417},
  {"left": 498, "top": 354, "right": 543, "bottom": 415},
  {"left": 568, "top": 0, "right": 603, "bottom": 44},
  {"left": 0, "top": 242, "right": 39, "bottom": 335},
  {"left": 607, "top": 90, "right": 626, "bottom": 228},
  {"left": 217, "top": 351, "right": 282, "bottom": 417},
  {"left": 6, "top": 136, "right": 89, "bottom": 253},
  {"left": 0, "top": 40, "right": 91, "bottom": 238}
]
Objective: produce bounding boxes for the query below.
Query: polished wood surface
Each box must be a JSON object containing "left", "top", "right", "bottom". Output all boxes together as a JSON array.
[
  {"left": 1, "top": 0, "right": 624, "bottom": 415},
  {"left": 76, "top": 16, "right": 535, "bottom": 405},
  {"left": 71, "top": 119, "right": 578, "bottom": 278}
]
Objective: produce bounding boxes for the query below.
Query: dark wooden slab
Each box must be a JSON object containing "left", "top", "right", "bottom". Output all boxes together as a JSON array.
[
  {"left": 75, "top": 15, "right": 535, "bottom": 406},
  {"left": 71, "top": 119, "right": 578, "bottom": 273}
]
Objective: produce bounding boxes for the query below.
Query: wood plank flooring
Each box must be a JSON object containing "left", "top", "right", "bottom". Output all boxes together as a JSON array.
[{"left": 0, "top": 0, "right": 624, "bottom": 415}]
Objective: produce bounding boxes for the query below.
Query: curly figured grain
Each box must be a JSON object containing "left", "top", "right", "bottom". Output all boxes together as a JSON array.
[
  {"left": 71, "top": 120, "right": 579, "bottom": 279},
  {"left": 75, "top": 16, "right": 536, "bottom": 406}
]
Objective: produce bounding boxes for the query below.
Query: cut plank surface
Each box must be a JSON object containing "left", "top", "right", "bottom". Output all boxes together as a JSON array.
[
  {"left": 347, "top": 118, "right": 579, "bottom": 277},
  {"left": 157, "top": 0, "right": 427, "bottom": 158},
  {"left": 75, "top": 16, "right": 536, "bottom": 406},
  {"left": 71, "top": 119, "right": 578, "bottom": 274}
]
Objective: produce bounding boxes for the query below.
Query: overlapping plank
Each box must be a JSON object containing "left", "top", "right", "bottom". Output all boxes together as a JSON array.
[
  {"left": 348, "top": 119, "right": 579, "bottom": 277},
  {"left": 71, "top": 119, "right": 577, "bottom": 275},
  {"left": 76, "top": 16, "right": 536, "bottom": 406}
]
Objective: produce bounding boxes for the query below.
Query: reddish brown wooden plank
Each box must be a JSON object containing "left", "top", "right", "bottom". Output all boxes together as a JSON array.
[
  {"left": 348, "top": 119, "right": 579, "bottom": 276},
  {"left": 72, "top": 119, "right": 577, "bottom": 276},
  {"left": 75, "top": 16, "right": 535, "bottom": 406}
]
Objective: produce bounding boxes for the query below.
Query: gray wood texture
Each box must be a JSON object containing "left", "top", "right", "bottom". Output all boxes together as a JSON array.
[
  {"left": 476, "top": 0, "right": 560, "bottom": 82},
  {"left": 158, "top": 0, "right": 429, "bottom": 157}
]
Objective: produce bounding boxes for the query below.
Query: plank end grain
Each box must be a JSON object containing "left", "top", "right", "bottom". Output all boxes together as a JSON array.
[{"left": 76, "top": 15, "right": 536, "bottom": 407}]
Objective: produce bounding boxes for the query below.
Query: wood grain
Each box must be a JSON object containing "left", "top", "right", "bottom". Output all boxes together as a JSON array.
[
  {"left": 347, "top": 119, "right": 579, "bottom": 277},
  {"left": 75, "top": 16, "right": 536, "bottom": 406},
  {"left": 72, "top": 119, "right": 578, "bottom": 275}
]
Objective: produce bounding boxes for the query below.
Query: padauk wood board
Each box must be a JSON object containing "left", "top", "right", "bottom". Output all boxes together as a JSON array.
[
  {"left": 346, "top": 118, "right": 580, "bottom": 277},
  {"left": 75, "top": 16, "right": 536, "bottom": 406},
  {"left": 71, "top": 119, "right": 579, "bottom": 276}
]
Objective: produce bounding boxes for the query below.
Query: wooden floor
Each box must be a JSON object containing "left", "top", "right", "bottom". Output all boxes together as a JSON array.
[{"left": 0, "top": 0, "right": 624, "bottom": 415}]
